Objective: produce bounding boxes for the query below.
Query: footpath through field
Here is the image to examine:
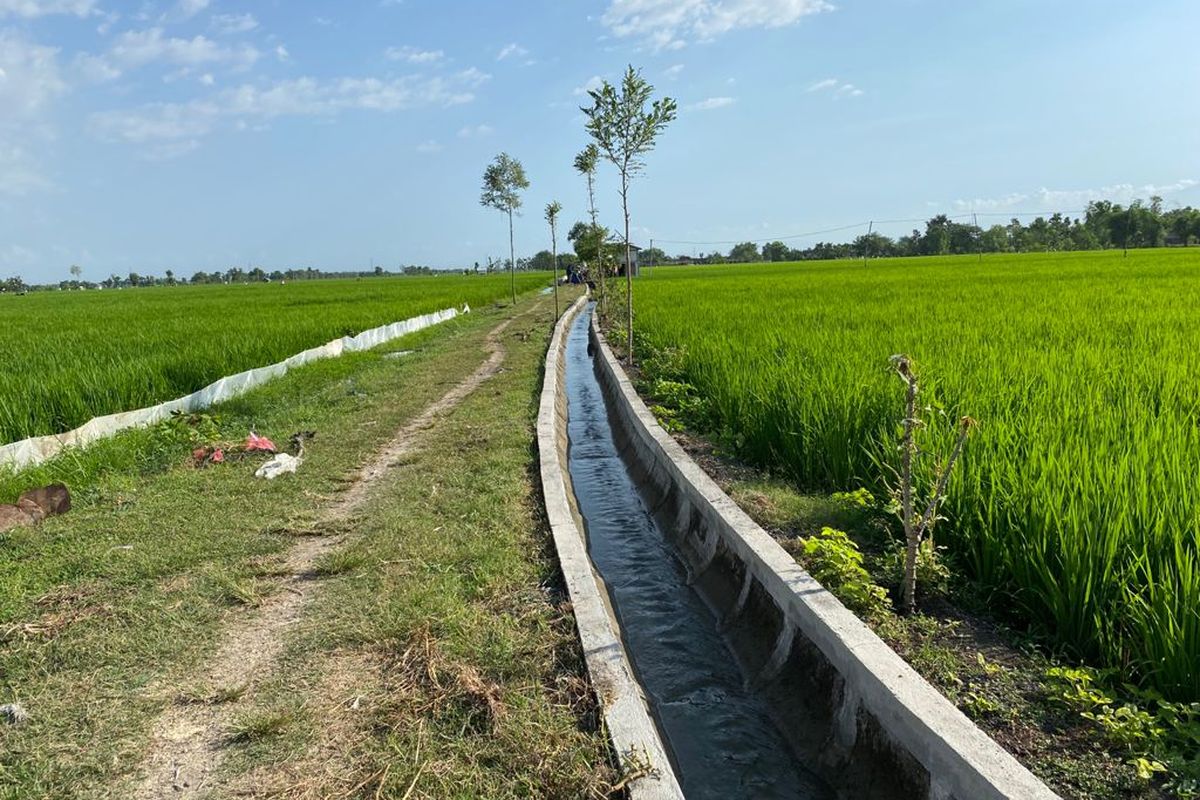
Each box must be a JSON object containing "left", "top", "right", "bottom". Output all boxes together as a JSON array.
[{"left": 0, "top": 288, "right": 613, "bottom": 799}]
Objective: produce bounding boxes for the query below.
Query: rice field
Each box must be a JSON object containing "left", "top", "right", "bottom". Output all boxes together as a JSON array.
[
  {"left": 0, "top": 273, "right": 548, "bottom": 444},
  {"left": 633, "top": 248, "right": 1200, "bottom": 700}
]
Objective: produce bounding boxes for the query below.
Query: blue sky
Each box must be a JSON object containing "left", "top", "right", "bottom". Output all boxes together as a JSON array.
[{"left": 1, "top": 0, "right": 1198, "bottom": 281}]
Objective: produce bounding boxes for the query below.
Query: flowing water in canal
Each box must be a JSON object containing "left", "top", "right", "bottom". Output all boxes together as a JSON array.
[{"left": 564, "top": 305, "right": 832, "bottom": 799}]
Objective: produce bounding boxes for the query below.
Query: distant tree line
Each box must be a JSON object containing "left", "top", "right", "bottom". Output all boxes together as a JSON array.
[
  {"left": 1, "top": 263, "right": 461, "bottom": 294},
  {"left": 653, "top": 197, "right": 1200, "bottom": 265},
  {"left": 7, "top": 197, "right": 1199, "bottom": 294}
]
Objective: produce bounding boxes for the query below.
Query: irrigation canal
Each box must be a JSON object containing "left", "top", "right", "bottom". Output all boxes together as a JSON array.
[{"left": 563, "top": 304, "right": 833, "bottom": 799}]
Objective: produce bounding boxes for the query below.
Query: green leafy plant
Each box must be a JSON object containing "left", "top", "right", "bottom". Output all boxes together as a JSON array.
[
  {"left": 788, "top": 527, "right": 890, "bottom": 620},
  {"left": 881, "top": 538, "right": 951, "bottom": 599},
  {"left": 831, "top": 488, "right": 874, "bottom": 509},
  {"left": 164, "top": 411, "right": 221, "bottom": 446},
  {"left": 1130, "top": 756, "right": 1168, "bottom": 783},
  {"left": 1044, "top": 666, "right": 1114, "bottom": 710},
  {"left": 1043, "top": 665, "right": 1200, "bottom": 789},
  {"left": 1083, "top": 704, "right": 1165, "bottom": 748},
  {"left": 961, "top": 691, "right": 1001, "bottom": 719}
]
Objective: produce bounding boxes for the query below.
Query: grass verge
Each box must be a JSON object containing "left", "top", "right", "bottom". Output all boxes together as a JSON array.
[
  {"left": 214, "top": 289, "right": 615, "bottom": 798},
  {"left": 0, "top": 289, "right": 612, "bottom": 799}
]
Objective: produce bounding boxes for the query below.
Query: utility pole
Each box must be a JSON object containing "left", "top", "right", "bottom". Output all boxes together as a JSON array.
[
  {"left": 863, "top": 221, "right": 873, "bottom": 267},
  {"left": 973, "top": 213, "right": 981, "bottom": 262},
  {"left": 1125, "top": 205, "right": 1133, "bottom": 257}
]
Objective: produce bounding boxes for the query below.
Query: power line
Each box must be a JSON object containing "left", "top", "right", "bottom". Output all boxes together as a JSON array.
[
  {"left": 651, "top": 209, "right": 1094, "bottom": 247},
  {"left": 653, "top": 222, "right": 870, "bottom": 246}
]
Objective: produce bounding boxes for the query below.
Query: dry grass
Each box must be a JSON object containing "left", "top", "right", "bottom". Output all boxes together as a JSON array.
[{"left": 215, "top": 290, "right": 616, "bottom": 799}]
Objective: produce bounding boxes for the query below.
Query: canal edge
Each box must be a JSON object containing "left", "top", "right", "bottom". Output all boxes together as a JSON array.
[
  {"left": 586, "top": 315, "right": 1060, "bottom": 800},
  {"left": 537, "top": 296, "right": 686, "bottom": 799}
]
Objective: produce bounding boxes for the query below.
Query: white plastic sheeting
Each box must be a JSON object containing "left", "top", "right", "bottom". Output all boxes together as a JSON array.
[{"left": 0, "top": 304, "right": 468, "bottom": 472}]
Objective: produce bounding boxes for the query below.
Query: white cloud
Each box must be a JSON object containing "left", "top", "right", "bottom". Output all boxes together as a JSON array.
[
  {"left": 457, "top": 123, "right": 493, "bottom": 138},
  {"left": 0, "top": 30, "right": 66, "bottom": 118},
  {"left": 144, "top": 138, "right": 200, "bottom": 160},
  {"left": 88, "top": 72, "right": 486, "bottom": 154},
  {"left": 211, "top": 12, "right": 258, "bottom": 34},
  {"left": 275, "top": 45, "right": 289, "bottom": 61},
  {"left": 172, "top": 0, "right": 208, "bottom": 20},
  {"left": 953, "top": 180, "right": 1200, "bottom": 213},
  {"left": 601, "top": 0, "right": 831, "bottom": 49},
  {"left": 386, "top": 45, "right": 444, "bottom": 64},
  {"left": 416, "top": 139, "right": 443, "bottom": 153},
  {"left": 496, "top": 42, "right": 527, "bottom": 61},
  {"left": 456, "top": 66, "right": 490, "bottom": 86},
  {"left": 806, "top": 77, "right": 862, "bottom": 97},
  {"left": 572, "top": 75, "right": 604, "bottom": 96},
  {"left": 0, "top": 0, "right": 95, "bottom": 17},
  {"left": 95, "top": 9, "right": 119, "bottom": 34},
  {"left": 687, "top": 95, "right": 734, "bottom": 111},
  {"left": 0, "top": 243, "right": 38, "bottom": 268},
  {"left": 77, "top": 27, "right": 261, "bottom": 81},
  {"left": 0, "top": 32, "right": 65, "bottom": 194},
  {"left": 0, "top": 144, "right": 52, "bottom": 195},
  {"left": 663, "top": 63, "right": 684, "bottom": 79},
  {"left": 198, "top": 72, "right": 213, "bottom": 85}
]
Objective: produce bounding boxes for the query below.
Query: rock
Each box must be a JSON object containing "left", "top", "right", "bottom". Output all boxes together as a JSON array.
[{"left": 0, "top": 703, "right": 29, "bottom": 726}]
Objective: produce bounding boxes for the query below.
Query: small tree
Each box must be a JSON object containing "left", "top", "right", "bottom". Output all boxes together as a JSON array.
[
  {"left": 545, "top": 200, "right": 562, "bottom": 319},
  {"left": 480, "top": 152, "right": 530, "bottom": 304},
  {"left": 582, "top": 65, "right": 676, "bottom": 366},
  {"left": 69, "top": 264, "right": 82, "bottom": 285},
  {"left": 887, "top": 355, "right": 976, "bottom": 614},
  {"left": 574, "top": 144, "right": 600, "bottom": 228},
  {"left": 574, "top": 144, "right": 604, "bottom": 313}
]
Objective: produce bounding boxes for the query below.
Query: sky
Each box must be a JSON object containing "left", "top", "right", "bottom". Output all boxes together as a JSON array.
[{"left": 2, "top": 0, "right": 1199, "bottom": 282}]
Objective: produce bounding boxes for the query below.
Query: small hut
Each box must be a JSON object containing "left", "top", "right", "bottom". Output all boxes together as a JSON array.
[{"left": 615, "top": 243, "right": 642, "bottom": 277}]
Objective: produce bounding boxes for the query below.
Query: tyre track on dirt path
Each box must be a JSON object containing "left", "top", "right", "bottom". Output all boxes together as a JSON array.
[{"left": 129, "top": 301, "right": 543, "bottom": 799}]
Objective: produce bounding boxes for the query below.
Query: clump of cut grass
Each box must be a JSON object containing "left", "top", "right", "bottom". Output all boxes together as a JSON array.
[
  {"left": 176, "top": 682, "right": 249, "bottom": 705},
  {"left": 313, "top": 548, "right": 369, "bottom": 577},
  {"left": 228, "top": 709, "right": 295, "bottom": 743},
  {"left": 212, "top": 576, "right": 270, "bottom": 608}
]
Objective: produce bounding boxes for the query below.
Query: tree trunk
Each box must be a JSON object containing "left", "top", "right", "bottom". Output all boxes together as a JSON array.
[
  {"left": 900, "top": 370, "right": 918, "bottom": 614},
  {"left": 587, "top": 174, "right": 605, "bottom": 318},
  {"left": 507, "top": 208, "right": 516, "bottom": 305},
  {"left": 622, "top": 182, "right": 633, "bottom": 367},
  {"left": 551, "top": 221, "right": 559, "bottom": 320}
]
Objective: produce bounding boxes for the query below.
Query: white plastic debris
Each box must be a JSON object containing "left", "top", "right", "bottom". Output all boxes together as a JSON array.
[
  {"left": 0, "top": 305, "right": 467, "bottom": 472},
  {"left": 255, "top": 453, "right": 302, "bottom": 480}
]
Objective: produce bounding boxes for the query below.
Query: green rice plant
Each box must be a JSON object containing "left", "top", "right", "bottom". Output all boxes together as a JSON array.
[
  {"left": 0, "top": 273, "right": 550, "bottom": 444},
  {"left": 633, "top": 249, "right": 1200, "bottom": 700}
]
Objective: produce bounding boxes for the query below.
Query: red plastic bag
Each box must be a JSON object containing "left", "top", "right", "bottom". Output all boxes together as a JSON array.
[{"left": 245, "top": 432, "right": 277, "bottom": 453}]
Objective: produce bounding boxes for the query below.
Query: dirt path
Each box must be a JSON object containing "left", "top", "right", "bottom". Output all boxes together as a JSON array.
[{"left": 130, "top": 307, "right": 533, "bottom": 799}]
